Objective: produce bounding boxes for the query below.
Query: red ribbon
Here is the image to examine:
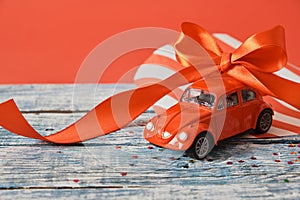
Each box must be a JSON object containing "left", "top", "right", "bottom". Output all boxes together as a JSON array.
[
  {"left": 0, "top": 22, "right": 299, "bottom": 144},
  {"left": 175, "top": 22, "right": 299, "bottom": 109}
]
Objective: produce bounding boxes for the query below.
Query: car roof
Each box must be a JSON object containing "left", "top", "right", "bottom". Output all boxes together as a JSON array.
[{"left": 190, "top": 76, "right": 246, "bottom": 96}]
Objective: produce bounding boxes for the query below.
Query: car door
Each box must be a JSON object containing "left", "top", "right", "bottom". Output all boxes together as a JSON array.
[
  {"left": 215, "top": 91, "right": 243, "bottom": 140},
  {"left": 241, "top": 88, "right": 260, "bottom": 131}
]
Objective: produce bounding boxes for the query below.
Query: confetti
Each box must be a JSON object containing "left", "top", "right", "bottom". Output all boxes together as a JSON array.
[
  {"left": 251, "top": 164, "right": 259, "bottom": 167},
  {"left": 294, "top": 159, "right": 299, "bottom": 162},
  {"left": 183, "top": 165, "right": 189, "bottom": 169},
  {"left": 238, "top": 160, "right": 245, "bottom": 163},
  {"left": 298, "top": 144, "right": 300, "bottom": 148},
  {"left": 115, "top": 146, "right": 122, "bottom": 149},
  {"left": 128, "top": 131, "right": 134, "bottom": 134},
  {"left": 273, "top": 152, "right": 278, "bottom": 156},
  {"left": 274, "top": 159, "right": 281, "bottom": 163},
  {"left": 298, "top": 156, "right": 300, "bottom": 159},
  {"left": 290, "top": 151, "right": 297, "bottom": 155},
  {"left": 181, "top": 163, "right": 189, "bottom": 168},
  {"left": 284, "top": 178, "right": 289, "bottom": 183},
  {"left": 132, "top": 155, "right": 138, "bottom": 159},
  {"left": 287, "top": 161, "right": 294, "bottom": 165},
  {"left": 177, "top": 162, "right": 189, "bottom": 168},
  {"left": 120, "top": 172, "right": 127, "bottom": 176},
  {"left": 226, "top": 161, "right": 233, "bottom": 165},
  {"left": 288, "top": 144, "right": 296, "bottom": 147},
  {"left": 169, "top": 157, "right": 176, "bottom": 161},
  {"left": 73, "top": 179, "right": 80, "bottom": 183},
  {"left": 250, "top": 156, "right": 257, "bottom": 160},
  {"left": 148, "top": 146, "right": 154, "bottom": 149}
]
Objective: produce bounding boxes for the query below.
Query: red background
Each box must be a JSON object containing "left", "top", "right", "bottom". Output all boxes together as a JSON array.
[{"left": 0, "top": 0, "right": 299, "bottom": 83}]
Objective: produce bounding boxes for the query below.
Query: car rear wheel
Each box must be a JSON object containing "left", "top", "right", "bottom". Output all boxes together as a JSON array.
[
  {"left": 188, "top": 132, "right": 214, "bottom": 160},
  {"left": 255, "top": 109, "right": 273, "bottom": 133}
]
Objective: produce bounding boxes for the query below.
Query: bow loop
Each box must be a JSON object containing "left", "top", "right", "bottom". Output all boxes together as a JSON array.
[
  {"left": 175, "top": 23, "right": 300, "bottom": 110},
  {"left": 231, "top": 25, "right": 287, "bottom": 73},
  {"left": 180, "top": 22, "right": 223, "bottom": 61}
]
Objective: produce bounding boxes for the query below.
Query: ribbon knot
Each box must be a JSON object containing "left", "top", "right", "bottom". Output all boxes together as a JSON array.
[{"left": 219, "top": 52, "right": 232, "bottom": 73}]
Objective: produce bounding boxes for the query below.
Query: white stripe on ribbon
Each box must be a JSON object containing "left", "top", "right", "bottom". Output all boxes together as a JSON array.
[
  {"left": 134, "top": 64, "right": 175, "bottom": 80},
  {"left": 274, "top": 112, "right": 300, "bottom": 127},
  {"left": 154, "top": 95, "right": 178, "bottom": 109},
  {"left": 274, "top": 68, "right": 300, "bottom": 83},
  {"left": 153, "top": 44, "right": 177, "bottom": 61},
  {"left": 213, "top": 33, "right": 242, "bottom": 48},
  {"left": 242, "top": 126, "right": 298, "bottom": 139},
  {"left": 269, "top": 126, "right": 299, "bottom": 136},
  {"left": 272, "top": 98, "right": 299, "bottom": 111},
  {"left": 134, "top": 45, "right": 188, "bottom": 110},
  {"left": 179, "top": 85, "right": 190, "bottom": 91}
]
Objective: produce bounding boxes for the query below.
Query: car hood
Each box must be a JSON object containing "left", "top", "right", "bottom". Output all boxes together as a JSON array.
[{"left": 154, "top": 102, "right": 212, "bottom": 134}]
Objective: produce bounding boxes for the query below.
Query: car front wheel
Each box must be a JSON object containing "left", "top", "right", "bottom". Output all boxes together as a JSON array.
[
  {"left": 189, "top": 133, "right": 214, "bottom": 160},
  {"left": 255, "top": 109, "right": 273, "bottom": 133}
]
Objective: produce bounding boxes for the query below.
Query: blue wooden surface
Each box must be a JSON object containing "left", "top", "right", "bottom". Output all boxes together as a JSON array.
[{"left": 0, "top": 85, "right": 299, "bottom": 199}]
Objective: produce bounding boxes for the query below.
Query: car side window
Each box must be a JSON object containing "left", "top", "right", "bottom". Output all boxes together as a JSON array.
[
  {"left": 242, "top": 89, "right": 256, "bottom": 103},
  {"left": 226, "top": 92, "right": 239, "bottom": 108},
  {"left": 217, "top": 97, "right": 224, "bottom": 110}
]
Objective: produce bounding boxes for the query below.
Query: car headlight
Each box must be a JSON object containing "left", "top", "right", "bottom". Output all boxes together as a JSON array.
[
  {"left": 146, "top": 122, "right": 154, "bottom": 131},
  {"left": 162, "top": 131, "right": 172, "bottom": 139},
  {"left": 178, "top": 131, "right": 187, "bottom": 141}
]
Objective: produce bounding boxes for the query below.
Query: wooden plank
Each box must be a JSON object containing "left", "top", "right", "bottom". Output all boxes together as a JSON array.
[
  {"left": 0, "top": 84, "right": 135, "bottom": 112},
  {"left": 0, "top": 85, "right": 299, "bottom": 199},
  {"left": 0, "top": 183, "right": 299, "bottom": 200}
]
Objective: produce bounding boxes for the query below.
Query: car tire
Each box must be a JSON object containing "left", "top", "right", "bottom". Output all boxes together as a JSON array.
[
  {"left": 188, "top": 132, "right": 214, "bottom": 160},
  {"left": 255, "top": 109, "right": 273, "bottom": 133}
]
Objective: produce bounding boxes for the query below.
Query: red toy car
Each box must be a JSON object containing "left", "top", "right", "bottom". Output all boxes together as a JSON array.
[{"left": 144, "top": 76, "right": 273, "bottom": 159}]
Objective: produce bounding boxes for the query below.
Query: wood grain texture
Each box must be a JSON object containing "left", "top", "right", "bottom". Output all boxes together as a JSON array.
[{"left": 0, "top": 85, "right": 299, "bottom": 199}]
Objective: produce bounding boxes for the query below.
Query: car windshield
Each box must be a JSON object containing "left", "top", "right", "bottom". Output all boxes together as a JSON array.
[{"left": 181, "top": 88, "right": 215, "bottom": 109}]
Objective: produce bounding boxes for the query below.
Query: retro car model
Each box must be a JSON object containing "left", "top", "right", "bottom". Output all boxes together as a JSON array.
[{"left": 144, "top": 76, "right": 273, "bottom": 159}]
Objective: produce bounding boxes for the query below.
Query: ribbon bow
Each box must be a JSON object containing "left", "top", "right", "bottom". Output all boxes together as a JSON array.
[
  {"left": 174, "top": 22, "right": 299, "bottom": 108},
  {"left": 0, "top": 23, "right": 299, "bottom": 144}
]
